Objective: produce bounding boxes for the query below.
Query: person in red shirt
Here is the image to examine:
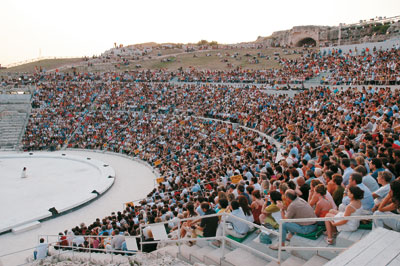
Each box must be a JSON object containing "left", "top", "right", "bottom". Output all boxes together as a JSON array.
[{"left": 55, "top": 232, "right": 69, "bottom": 250}]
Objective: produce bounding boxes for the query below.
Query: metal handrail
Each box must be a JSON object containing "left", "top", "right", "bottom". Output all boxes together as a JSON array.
[
  {"left": 6, "top": 212, "right": 399, "bottom": 265},
  {"left": 138, "top": 212, "right": 280, "bottom": 263},
  {"left": 138, "top": 211, "right": 278, "bottom": 237},
  {"left": 32, "top": 234, "right": 142, "bottom": 264},
  {"left": 0, "top": 241, "right": 58, "bottom": 258},
  {"left": 280, "top": 213, "right": 400, "bottom": 223},
  {"left": 276, "top": 213, "right": 400, "bottom": 260}
]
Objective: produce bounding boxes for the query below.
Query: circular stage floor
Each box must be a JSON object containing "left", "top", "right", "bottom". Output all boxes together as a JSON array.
[
  {"left": 0, "top": 153, "right": 115, "bottom": 234},
  {"left": 0, "top": 150, "right": 156, "bottom": 266}
]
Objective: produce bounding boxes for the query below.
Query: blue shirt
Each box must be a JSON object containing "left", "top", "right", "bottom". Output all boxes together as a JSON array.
[
  {"left": 196, "top": 205, "right": 205, "bottom": 216},
  {"left": 343, "top": 167, "right": 355, "bottom": 186},
  {"left": 358, "top": 183, "right": 375, "bottom": 211},
  {"left": 191, "top": 184, "right": 201, "bottom": 193},
  {"left": 290, "top": 147, "right": 299, "bottom": 158},
  {"left": 227, "top": 208, "right": 250, "bottom": 235},
  {"left": 303, "top": 153, "right": 311, "bottom": 162}
]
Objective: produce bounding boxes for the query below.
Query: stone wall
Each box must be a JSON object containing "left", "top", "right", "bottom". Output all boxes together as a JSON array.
[{"left": 256, "top": 21, "right": 400, "bottom": 47}]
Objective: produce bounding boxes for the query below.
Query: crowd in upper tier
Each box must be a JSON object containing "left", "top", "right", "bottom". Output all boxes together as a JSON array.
[{"left": 5, "top": 46, "right": 400, "bottom": 254}]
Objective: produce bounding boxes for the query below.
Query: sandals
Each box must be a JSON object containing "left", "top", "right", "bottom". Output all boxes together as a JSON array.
[{"left": 324, "top": 237, "right": 334, "bottom": 245}]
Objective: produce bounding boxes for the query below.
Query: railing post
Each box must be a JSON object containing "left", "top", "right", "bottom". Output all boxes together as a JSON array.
[
  {"left": 278, "top": 220, "right": 283, "bottom": 264},
  {"left": 177, "top": 217, "right": 181, "bottom": 255},
  {"left": 111, "top": 245, "right": 114, "bottom": 262},
  {"left": 221, "top": 213, "right": 226, "bottom": 260},
  {"left": 89, "top": 235, "right": 91, "bottom": 262},
  {"left": 140, "top": 224, "right": 143, "bottom": 253},
  {"left": 58, "top": 235, "right": 61, "bottom": 258}
]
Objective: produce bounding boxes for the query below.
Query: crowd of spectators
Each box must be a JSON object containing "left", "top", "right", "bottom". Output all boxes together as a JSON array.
[
  {"left": 18, "top": 46, "right": 400, "bottom": 255},
  {"left": 320, "top": 48, "right": 400, "bottom": 85}
]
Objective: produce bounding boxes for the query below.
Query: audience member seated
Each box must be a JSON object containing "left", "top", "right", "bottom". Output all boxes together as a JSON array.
[
  {"left": 372, "top": 171, "right": 393, "bottom": 206},
  {"left": 34, "top": 238, "right": 49, "bottom": 260},
  {"left": 373, "top": 180, "right": 400, "bottom": 231},
  {"left": 195, "top": 202, "right": 219, "bottom": 238},
  {"left": 324, "top": 186, "right": 364, "bottom": 244},
  {"left": 269, "top": 189, "right": 317, "bottom": 250},
  {"left": 341, "top": 173, "right": 374, "bottom": 214},
  {"left": 213, "top": 200, "right": 250, "bottom": 247},
  {"left": 259, "top": 191, "right": 281, "bottom": 229}
]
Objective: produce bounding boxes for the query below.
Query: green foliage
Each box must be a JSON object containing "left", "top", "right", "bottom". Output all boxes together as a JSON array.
[
  {"left": 372, "top": 24, "right": 390, "bottom": 34},
  {"left": 197, "top": 40, "right": 209, "bottom": 46}
]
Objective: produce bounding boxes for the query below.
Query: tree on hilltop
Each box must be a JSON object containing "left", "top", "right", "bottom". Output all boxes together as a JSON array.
[{"left": 197, "top": 40, "right": 209, "bottom": 46}]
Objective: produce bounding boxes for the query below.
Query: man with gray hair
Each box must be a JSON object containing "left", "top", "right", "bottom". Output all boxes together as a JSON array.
[
  {"left": 270, "top": 189, "right": 317, "bottom": 250},
  {"left": 314, "top": 168, "right": 326, "bottom": 185},
  {"left": 307, "top": 160, "right": 316, "bottom": 172}
]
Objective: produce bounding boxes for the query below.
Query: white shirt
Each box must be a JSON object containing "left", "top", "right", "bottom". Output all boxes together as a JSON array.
[
  {"left": 253, "top": 183, "right": 262, "bottom": 191},
  {"left": 374, "top": 184, "right": 390, "bottom": 205},
  {"left": 73, "top": 236, "right": 85, "bottom": 246},
  {"left": 21, "top": 170, "right": 27, "bottom": 178},
  {"left": 35, "top": 243, "right": 48, "bottom": 259},
  {"left": 362, "top": 174, "right": 379, "bottom": 193}
]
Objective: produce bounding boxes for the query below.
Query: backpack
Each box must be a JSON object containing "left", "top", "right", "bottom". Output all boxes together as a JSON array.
[{"left": 259, "top": 232, "right": 272, "bottom": 245}]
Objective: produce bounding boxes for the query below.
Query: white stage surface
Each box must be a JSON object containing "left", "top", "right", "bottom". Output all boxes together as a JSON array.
[
  {"left": 0, "top": 153, "right": 115, "bottom": 234},
  {"left": 0, "top": 150, "right": 156, "bottom": 266}
]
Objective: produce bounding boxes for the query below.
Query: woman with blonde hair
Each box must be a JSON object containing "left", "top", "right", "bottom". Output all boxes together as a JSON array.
[{"left": 261, "top": 179, "right": 270, "bottom": 197}]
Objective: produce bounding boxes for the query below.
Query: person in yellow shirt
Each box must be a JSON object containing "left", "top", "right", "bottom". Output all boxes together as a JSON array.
[{"left": 259, "top": 191, "right": 281, "bottom": 229}]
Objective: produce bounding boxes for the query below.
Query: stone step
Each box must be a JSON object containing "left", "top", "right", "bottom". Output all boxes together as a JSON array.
[
  {"left": 289, "top": 234, "right": 340, "bottom": 260},
  {"left": 243, "top": 231, "right": 291, "bottom": 262},
  {"left": 179, "top": 244, "right": 202, "bottom": 261},
  {"left": 163, "top": 244, "right": 179, "bottom": 258},
  {"left": 281, "top": 256, "right": 307, "bottom": 266},
  {"left": 204, "top": 247, "right": 230, "bottom": 265},
  {"left": 192, "top": 245, "right": 215, "bottom": 262},
  {"left": 223, "top": 247, "right": 271, "bottom": 266},
  {"left": 303, "top": 255, "right": 329, "bottom": 266},
  {"left": 56, "top": 251, "right": 130, "bottom": 264},
  {"left": 336, "top": 229, "right": 370, "bottom": 248}
]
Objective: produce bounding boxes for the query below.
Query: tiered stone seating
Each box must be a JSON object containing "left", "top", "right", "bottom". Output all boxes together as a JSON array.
[
  {"left": 0, "top": 111, "right": 28, "bottom": 149},
  {"left": 152, "top": 237, "right": 330, "bottom": 266},
  {"left": 29, "top": 247, "right": 190, "bottom": 266}
]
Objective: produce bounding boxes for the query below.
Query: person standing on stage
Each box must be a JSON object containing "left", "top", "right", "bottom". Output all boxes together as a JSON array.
[{"left": 21, "top": 167, "right": 27, "bottom": 178}]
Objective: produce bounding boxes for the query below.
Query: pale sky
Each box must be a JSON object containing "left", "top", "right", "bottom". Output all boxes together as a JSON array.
[{"left": 1, "top": 0, "right": 399, "bottom": 66}]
